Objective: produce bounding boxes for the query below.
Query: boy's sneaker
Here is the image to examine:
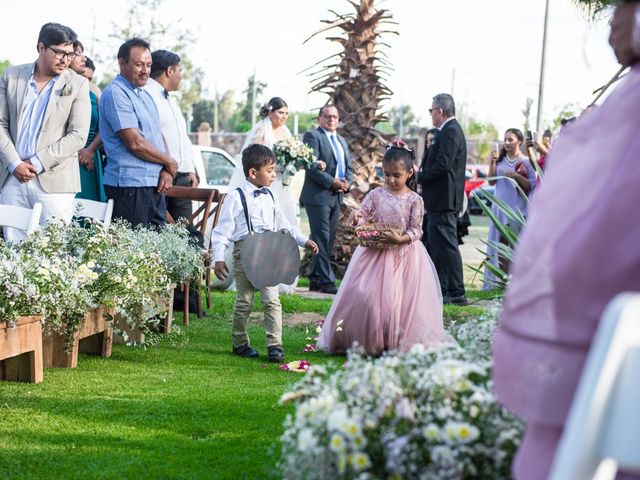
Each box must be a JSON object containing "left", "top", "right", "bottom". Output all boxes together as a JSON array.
[
  {"left": 267, "top": 345, "right": 285, "bottom": 363},
  {"left": 232, "top": 344, "right": 259, "bottom": 358}
]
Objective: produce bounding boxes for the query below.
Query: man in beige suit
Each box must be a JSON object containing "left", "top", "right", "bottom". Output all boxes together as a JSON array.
[{"left": 0, "top": 23, "right": 90, "bottom": 242}]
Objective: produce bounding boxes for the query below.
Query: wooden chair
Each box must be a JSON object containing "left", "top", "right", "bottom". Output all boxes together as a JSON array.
[
  {"left": 550, "top": 293, "right": 640, "bottom": 480},
  {"left": 73, "top": 198, "right": 114, "bottom": 227},
  {"left": 0, "top": 202, "right": 43, "bottom": 238},
  {"left": 165, "top": 186, "right": 224, "bottom": 324}
]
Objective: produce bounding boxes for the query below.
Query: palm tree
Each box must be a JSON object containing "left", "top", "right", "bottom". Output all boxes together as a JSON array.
[{"left": 303, "top": 0, "right": 397, "bottom": 273}]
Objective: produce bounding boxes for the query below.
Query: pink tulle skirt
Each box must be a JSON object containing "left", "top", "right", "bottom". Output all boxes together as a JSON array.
[{"left": 318, "top": 242, "right": 448, "bottom": 356}]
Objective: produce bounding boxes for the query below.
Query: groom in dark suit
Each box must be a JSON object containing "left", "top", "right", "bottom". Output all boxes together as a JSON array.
[
  {"left": 419, "top": 93, "right": 468, "bottom": 305},
  {"left": 301, "top": 105, "right": 352, "bottom": 294}
]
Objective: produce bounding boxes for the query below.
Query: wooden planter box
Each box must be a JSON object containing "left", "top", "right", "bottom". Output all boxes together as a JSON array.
[
  {"left": 0, "top": 316, "right": 43, "bottom": 383},
  {"left": 113, "top": 285, "right": 175, "bottom": 345},
  {"left": 42, "top": 307, "right": 114, "bottom": 369}
]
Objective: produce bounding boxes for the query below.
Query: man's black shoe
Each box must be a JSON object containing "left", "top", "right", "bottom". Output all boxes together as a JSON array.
[
  {"left": 318, "top": 284, "right": 338, "bottom": 294},
  {"left": 232, "top": 344, "right": 259, "bottom": 358},
  {"left": 267, "top": 345, "right": 285, "bottom": 363},
  {"left": 445, "top": 295, "right": 468, "bottom": 306}
]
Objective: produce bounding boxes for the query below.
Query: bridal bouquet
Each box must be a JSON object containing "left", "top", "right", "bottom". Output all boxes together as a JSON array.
[{"left": 274, "top": 137, "right": 316, "bottom": 185}]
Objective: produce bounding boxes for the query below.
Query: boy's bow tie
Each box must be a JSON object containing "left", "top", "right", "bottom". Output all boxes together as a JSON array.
[{"left": 253, "top": 187, "right": 269, "bottom": 197}]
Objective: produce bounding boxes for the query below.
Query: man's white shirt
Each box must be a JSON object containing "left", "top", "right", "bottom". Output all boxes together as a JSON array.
[
  {"left": 210, "top": 179, "right": 308, "bottom": 262},
  {"left": 145, "top": 78, "right": 195, "bottom": 173}
]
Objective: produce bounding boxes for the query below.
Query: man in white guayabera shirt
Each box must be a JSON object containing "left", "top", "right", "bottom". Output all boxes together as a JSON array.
[{"left": 146, "top": 49, "right": 198, "bottom": 221}]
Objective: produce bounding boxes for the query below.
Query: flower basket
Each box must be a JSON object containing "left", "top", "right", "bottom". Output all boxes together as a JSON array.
[
  {"left": 354, "top": 222, "right": 403, "bottom": 249},
  {"left": 42, "top": 307, "right": 114, "bottom": 369},
  {"left": 0, "top": 316, "right": 43, "bottom": 383}
]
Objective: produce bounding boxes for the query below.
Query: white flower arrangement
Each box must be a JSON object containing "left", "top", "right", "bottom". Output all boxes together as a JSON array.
[
  {"left": 273, "top": 137, "right": 316, "bottom": 185},
  {"left": 279, "top": 307, "right": 522, "bottom": 479},
  {"left": 1, "top": 218, "right": 203, "bottom": 345}
]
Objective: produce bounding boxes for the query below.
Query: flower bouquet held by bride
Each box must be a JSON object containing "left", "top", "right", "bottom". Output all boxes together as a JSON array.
[{"left": 273, "top": 137, "right": 316, "bottom": 185}]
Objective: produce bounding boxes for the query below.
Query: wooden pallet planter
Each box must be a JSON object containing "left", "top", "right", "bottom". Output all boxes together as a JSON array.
[
  {"left": 113, "top": 284, "right": 175, "bottom": 344},
  {"left": 42, "top": 307, "right": 114, "bottom": 369},
  {"left": 0, "top": 316, "right": 43, "bottom": 383}
]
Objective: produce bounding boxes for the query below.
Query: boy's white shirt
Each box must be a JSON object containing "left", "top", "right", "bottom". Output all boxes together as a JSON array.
[{"left": 211, "top": 178, "right": 309, "bottom": 262}]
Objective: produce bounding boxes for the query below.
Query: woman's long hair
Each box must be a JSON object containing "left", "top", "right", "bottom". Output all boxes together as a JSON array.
[{"left": 498, "top": 128, "right": 524, "bottom": 161}]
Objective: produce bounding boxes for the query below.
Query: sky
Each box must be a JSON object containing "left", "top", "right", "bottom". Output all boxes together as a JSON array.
[{"left": 0, "top": 0, "right": 620, "bottom": 135}]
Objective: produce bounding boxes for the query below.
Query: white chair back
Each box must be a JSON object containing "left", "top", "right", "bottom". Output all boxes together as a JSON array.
[
  {"left": 73, "top": 198, "right": 114, "bottom": 228},
  {"left": 0, "top": 202, "right": 42, "bottom": 237},
  {"left": 550, "top": 293, "right": 640, "bottom": 480}
]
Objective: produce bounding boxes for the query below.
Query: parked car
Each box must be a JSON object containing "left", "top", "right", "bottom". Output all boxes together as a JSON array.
[
  {"left": 192, "top": 145, "right": 236, "bottom": 193},
  {"left": 465, "top": 164, "right": 488, "bottom": 197},
  {"left": 191, "top": 145, "right": 237, "bottom": 289},
  {"left": 468, "top": 183, "right": 495, "bottom": 215}
]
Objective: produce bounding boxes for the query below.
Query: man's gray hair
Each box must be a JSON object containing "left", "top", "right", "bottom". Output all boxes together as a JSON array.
[{"left": 433, "top": 93, "right": 456, "bottom": 117}]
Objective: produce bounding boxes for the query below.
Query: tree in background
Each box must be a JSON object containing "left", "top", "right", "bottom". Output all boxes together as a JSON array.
[
  {"left": 95, "top": 0, "right": 202, "bottom": 116},
  {"left": 303, "top": 0, "right": 397, "bottom": 274},
  {"left": 463, "top": 117, "right": 499, "bottom": 163},
  {"left": 0, "top": 60, "right": 10, "bottom": 77},
  {"left": 385, "top": 104, "right": 420, "bottom": 137},
  {"left": 521, "top": 97, "right": 534, "bottom": 136},
  {"left": 235, "top": 74, "right": 267, "bottom": 132}
]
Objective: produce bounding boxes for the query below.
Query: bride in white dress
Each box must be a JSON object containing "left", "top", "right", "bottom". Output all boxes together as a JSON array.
[{"left": 227, "top": 97, "right": 299, "bottom": 293}]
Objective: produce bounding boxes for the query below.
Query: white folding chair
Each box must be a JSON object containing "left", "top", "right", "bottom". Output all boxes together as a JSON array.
[
  {"left": 550, "top": 293, "right": 640, "bottom": 480},
  {"left": 0, "top": 202, "right": 42, "bottom": 239},
  {"left": 73, "top": 198, "right": 114, "bottom": 228}
]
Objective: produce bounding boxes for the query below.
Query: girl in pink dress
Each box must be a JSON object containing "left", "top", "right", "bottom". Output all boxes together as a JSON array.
[{"left": 318, "top": 140, "right": 449, "bottom": 356}]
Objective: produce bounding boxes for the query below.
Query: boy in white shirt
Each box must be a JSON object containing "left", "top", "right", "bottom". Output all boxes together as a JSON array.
[{"left": 212, "top": 144, "right": 318, "bottom": 362}]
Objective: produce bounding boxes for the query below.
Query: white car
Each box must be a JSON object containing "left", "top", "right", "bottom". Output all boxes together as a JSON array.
[
  {"left": 192, "top": 144, "right": 236, "bottom": 193},
  {"left": 191, "top": 144, "right": 237, "bottom": 289}
]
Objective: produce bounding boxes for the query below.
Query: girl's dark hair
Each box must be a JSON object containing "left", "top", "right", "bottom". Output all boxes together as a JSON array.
[
  {"left": 421, "top": 128, "right": 439, "bottom": 164},
  {"left": 259, "top": 97, "right": 287, "bottom": 119},
  {"left": 383, "top": 143, "right": 417, "bottom": 191},
  {"left": 242, "top": 144, "right": 275, "bottom": 176},
  {"left": 499, "top": 128, "right": 524, "bottom": 161}
]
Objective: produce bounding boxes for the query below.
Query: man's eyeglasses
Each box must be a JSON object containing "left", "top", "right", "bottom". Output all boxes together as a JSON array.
[
  {"left": 429, "top": 107, "right": 441, "bottom": 114},
  {"left": 47, "top": 46, "right": 77, "bottom": 61}
]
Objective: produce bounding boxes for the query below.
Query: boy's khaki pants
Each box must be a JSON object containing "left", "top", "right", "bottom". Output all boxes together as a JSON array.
[{"left": 232, "top": 242, "right": 283, "bottom": 348}]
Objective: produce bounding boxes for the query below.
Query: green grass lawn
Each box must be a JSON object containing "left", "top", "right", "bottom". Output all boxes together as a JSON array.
[{"left": 0, "top": 289, "right": 487, "bottom": 480}]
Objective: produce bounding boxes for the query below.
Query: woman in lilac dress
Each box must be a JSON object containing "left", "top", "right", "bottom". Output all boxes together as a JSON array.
[
  {"left": 483, "top": 128, "right": 536, "bottom": 290},
  {"left": 318, "top": 140, "right": 449, "bottom": 356},
  {"left": 493, "top": 4, "right": 640, "bottom": 478}
]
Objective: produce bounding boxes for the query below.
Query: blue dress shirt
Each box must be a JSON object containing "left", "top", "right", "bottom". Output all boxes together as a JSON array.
[{"left": 99, "top": 75, "right": 165, "bottom": 187}]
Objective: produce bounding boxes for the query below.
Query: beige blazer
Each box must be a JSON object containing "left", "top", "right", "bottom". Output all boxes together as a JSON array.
[{"left": 0, "top": 63, "right": 90, "bottom": 193}]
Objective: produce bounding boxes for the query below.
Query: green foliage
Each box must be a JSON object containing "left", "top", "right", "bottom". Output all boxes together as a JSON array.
[
  {"left": 288, "top": 111, "right": 318, "bottom": 135},
  {"left": 96, "top": 0, "right": 202, "bottom": 115},
  {"left": 462, "top": 116, "right": 499, "bottom": 162},
  {"left": 238, "top": 73, "right": 267, "bottom": 127},
  {"left": 550, "top": 102, "right": 582, "bottom": 132},
  {"left": 521, "top": 97, "right": 534, "bottom": 135},
  {"left": 0, "top": 59, "right": 10, "bottom": 76},
  {"left": 387, "top": 105, "right": 421, "bottom": 136}
]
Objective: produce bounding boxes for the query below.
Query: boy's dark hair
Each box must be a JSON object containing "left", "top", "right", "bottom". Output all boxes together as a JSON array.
[
  {"left": 383, "top": 143, "right": 417, "bottom": 192},
  {"left": 150, "top": 49, "right": 180, "bottom": 79},
  {"left": 117, "top": 38, "right": 150, "bottom": 62},
  {"left": 37, "top": 23, "right": 77, "bottom": 48},
  {"left": 242, "top": 144, "right": 275, "bottom": 177}
]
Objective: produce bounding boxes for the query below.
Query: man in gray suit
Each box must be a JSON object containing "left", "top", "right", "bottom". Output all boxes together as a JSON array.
[
  {"left": 0, "top": 23, "right": 90, "bottom": 242},
  {"left": 301, "top": 105, "right": 352, "bottom": 294}
]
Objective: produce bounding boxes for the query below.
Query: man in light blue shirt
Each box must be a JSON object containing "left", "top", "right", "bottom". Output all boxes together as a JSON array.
[{"left": 99, "top": 37, "right": 177, "bottom": 227}]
